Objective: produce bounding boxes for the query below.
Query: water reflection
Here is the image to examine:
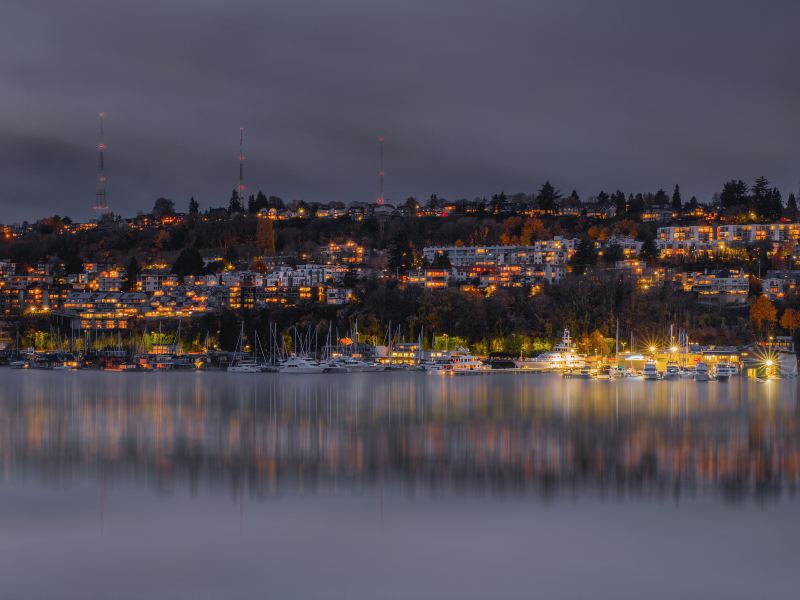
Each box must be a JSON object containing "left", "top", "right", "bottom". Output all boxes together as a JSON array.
[{"left": 1, "top": 372, "right": 798, "bottom": 502}]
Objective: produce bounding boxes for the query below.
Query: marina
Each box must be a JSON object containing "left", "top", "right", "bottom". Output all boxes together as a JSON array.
[{"left": 3, "top": 325, "right": 795, "bottom": 381}]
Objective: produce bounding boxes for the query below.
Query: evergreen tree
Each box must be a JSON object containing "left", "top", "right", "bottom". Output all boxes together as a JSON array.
[
  {"left": 752, "top": 176, "right": 772, "bottom": 219},
  {"left": 767, "top": 187, "right": 783, "bottom": 220},
  {"left": 171, "top": 247, "right": 205, "bottom": 277},
  {"left": 686, "top": 195, "right": 699, "bottom": 211},
  {"left": 719, "top": 180, "right": 748, "bottom": 208},
  {"left": 188, "top": 197, "right": 199, "bottom": 214},
  {"left": 628, "top": 193, "right": 645, "bottom": 217},
  {"left": 787, "top": 193, "right": 798, "bottom": 220},
  {"left": 388, "top": 234, "right": 422, "bottom": 273},
  {"left": 752, "top": 175, "right": 770, "bottom": 201},
  {"left": 247, "top": 194, "right": 256, "bottom": 214},
  {"left": 228, "top": 189, "right": 243, "bottom": 214},
  {"left": 653, "top": 188, "right": 669, "bottom": 207},
  {"left": 639, "top": 236, "right": 659, "bottom": 264},
  {"left": 124, "top": 257, "right": 140, "bottom": 291},
  {"left": 536, "top": 181, "right": 561, "bottom": 214},
  {"left": 671, "top": 184, "right": 682, "bottom": 212},
  {"left": 267, "top": 195, "right": 284, "bottom": 210},
  {"left": 254, "top": 190, "right": 269, "bottom": 213},
  {"left": 602, "top": 243, "right": 624, "bottom": 264},
  {"left": 570, "top": 238, "right": 597, "bottom": 275},
  {"left": 611, "top": 190, "right": 626, "bottom": 216}
]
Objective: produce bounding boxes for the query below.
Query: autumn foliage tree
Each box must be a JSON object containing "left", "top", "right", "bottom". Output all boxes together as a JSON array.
[
  {"left": 780, "top": 307, "right": 800, "bottom": 333},
  {"left": 256, "top": 218, "right": 276, "bottom": 255},
  {"left": 750, "top": 294, "right": 777, "bottom": 337}
]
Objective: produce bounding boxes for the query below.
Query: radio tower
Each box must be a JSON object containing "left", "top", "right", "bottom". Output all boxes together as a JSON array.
[
  {"left": 238, "top": 127, "right": 246, "bottom": 198},
  {"left": 93, "top": 112, "right": 109, "bottom": 212},
  {"left": 377, "top": 136, "right": 385, "bottom": 205}
]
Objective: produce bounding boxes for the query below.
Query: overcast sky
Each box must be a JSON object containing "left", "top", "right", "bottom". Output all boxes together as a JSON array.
[{"left": 1, "top": 0, "right": 799, "bottom": 222}]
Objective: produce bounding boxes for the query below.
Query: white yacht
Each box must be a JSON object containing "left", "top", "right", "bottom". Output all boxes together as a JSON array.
[
  {"left": 334, "top": 357, "right": 386, "bottom": 372},
  {"left": 695, "top": 362, "right": 711, "bottom": 381},
  {"left": 279, "top": 356, "right": 326, "bottom": 374},
  {"left": 446, "top": 348, "right": 490, "bottom": 374},
  {"left": 227, "top": 360, "right": 263, "bottom": 373},
  {"left": 680, "top": 366, "right": 696, "bottom": 379},
  {"left": 318, "top": 360, "right": 347, "bottom": 373},
  {"left": 514, "top": 329, "right": 586, "bottom": 371},
  {"left": 642, "top": 360, "right": 660, "bottom": 380},
  {"left": 420, "top": 359, "right": 448, "bottom": 372},
  {"left": 663, "top": 362, "right": 680, "bottom": 380},
  {"left": 714, "top": 362, "right": 734, "bottom": 381}
]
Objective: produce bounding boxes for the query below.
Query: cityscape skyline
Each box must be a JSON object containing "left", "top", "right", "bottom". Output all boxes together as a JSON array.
[{"left": 2, "top": 0, "right": 800, "bottom": 222}]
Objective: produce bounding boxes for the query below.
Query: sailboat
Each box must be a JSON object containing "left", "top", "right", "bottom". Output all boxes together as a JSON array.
[{"left": 227, "top": 322, "right": 263, "bottom": 373}]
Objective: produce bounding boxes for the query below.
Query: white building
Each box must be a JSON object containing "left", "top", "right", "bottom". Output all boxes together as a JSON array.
[{"left": 422, "top": 238, "right": 577, "bottom": 267}]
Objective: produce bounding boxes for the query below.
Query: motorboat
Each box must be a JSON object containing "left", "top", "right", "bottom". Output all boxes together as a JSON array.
[
  {"left": 52, "top": 362, "right": 79, "bottom": 371},
  {"left": 227, "top": 360, "right": 263, "bottom": 373},
  {"left": 446, "top": 348, "right": 491, "bottom": 374},
  {"left": 334, "top": 357, "right": 386, "bottom": 372},
  {"left": 663, "top": 362, "right": 680, "bottom": 380},
  {"left": 279, "top": 356, "right": 326, "bottom": 374},
  {"left": 642, "top": 360, "right": 660, "bottom": 380},
  {"left": 714, "top": 362, "right": 734, "bottom": 381},
  {"left": 514, "top": 329, "right": 586, "bottom": 371},
  {"left": 680, "top": 366, "right": 696, "bottom": 379},
  {"left": 570, "top": 367, "right": 594, "bottom": 379},
  {"left": 607, "top": 366, "right": 627, "bottom": 379},
  {"left": 420, "top": 360, "right": 448, "bottom": 372},
  {"left": 318, "top": 360, "right": 347, "bottom": 373},
  {"left": 694, "top": 362, "right": 712, "bottom": 381}
]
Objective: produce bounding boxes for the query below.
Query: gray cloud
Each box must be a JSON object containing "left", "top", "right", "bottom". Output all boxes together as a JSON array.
[{"left": 1, "top": 0, "right": 799, "bottom": 221}]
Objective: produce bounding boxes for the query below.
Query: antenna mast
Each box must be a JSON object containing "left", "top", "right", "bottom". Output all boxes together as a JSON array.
[
  {"left": 238, "top": 127, "right": 246, "bottom": 198},
  {"left": 377, "top": 136, "right": 384, "bottom": 205},
  {"left": 93, "top": 112, "right": 109, "bottom": 212}
]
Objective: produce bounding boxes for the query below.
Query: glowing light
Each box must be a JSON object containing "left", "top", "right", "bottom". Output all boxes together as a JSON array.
[
  {"left": 766, "top": 359, "right": 774, "bottom": 367},
  {"left": 670, "top": 346, "right": 678, "bottom": 353}
]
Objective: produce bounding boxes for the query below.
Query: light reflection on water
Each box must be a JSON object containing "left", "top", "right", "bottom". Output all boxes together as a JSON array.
[{"left": 1, "top": 371, "right": 798, "bottom": 502}]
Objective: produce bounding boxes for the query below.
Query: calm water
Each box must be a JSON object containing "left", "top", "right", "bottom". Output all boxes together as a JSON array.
[{"left": 1, "top": 371, "right": 799, "bottom": 599}]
